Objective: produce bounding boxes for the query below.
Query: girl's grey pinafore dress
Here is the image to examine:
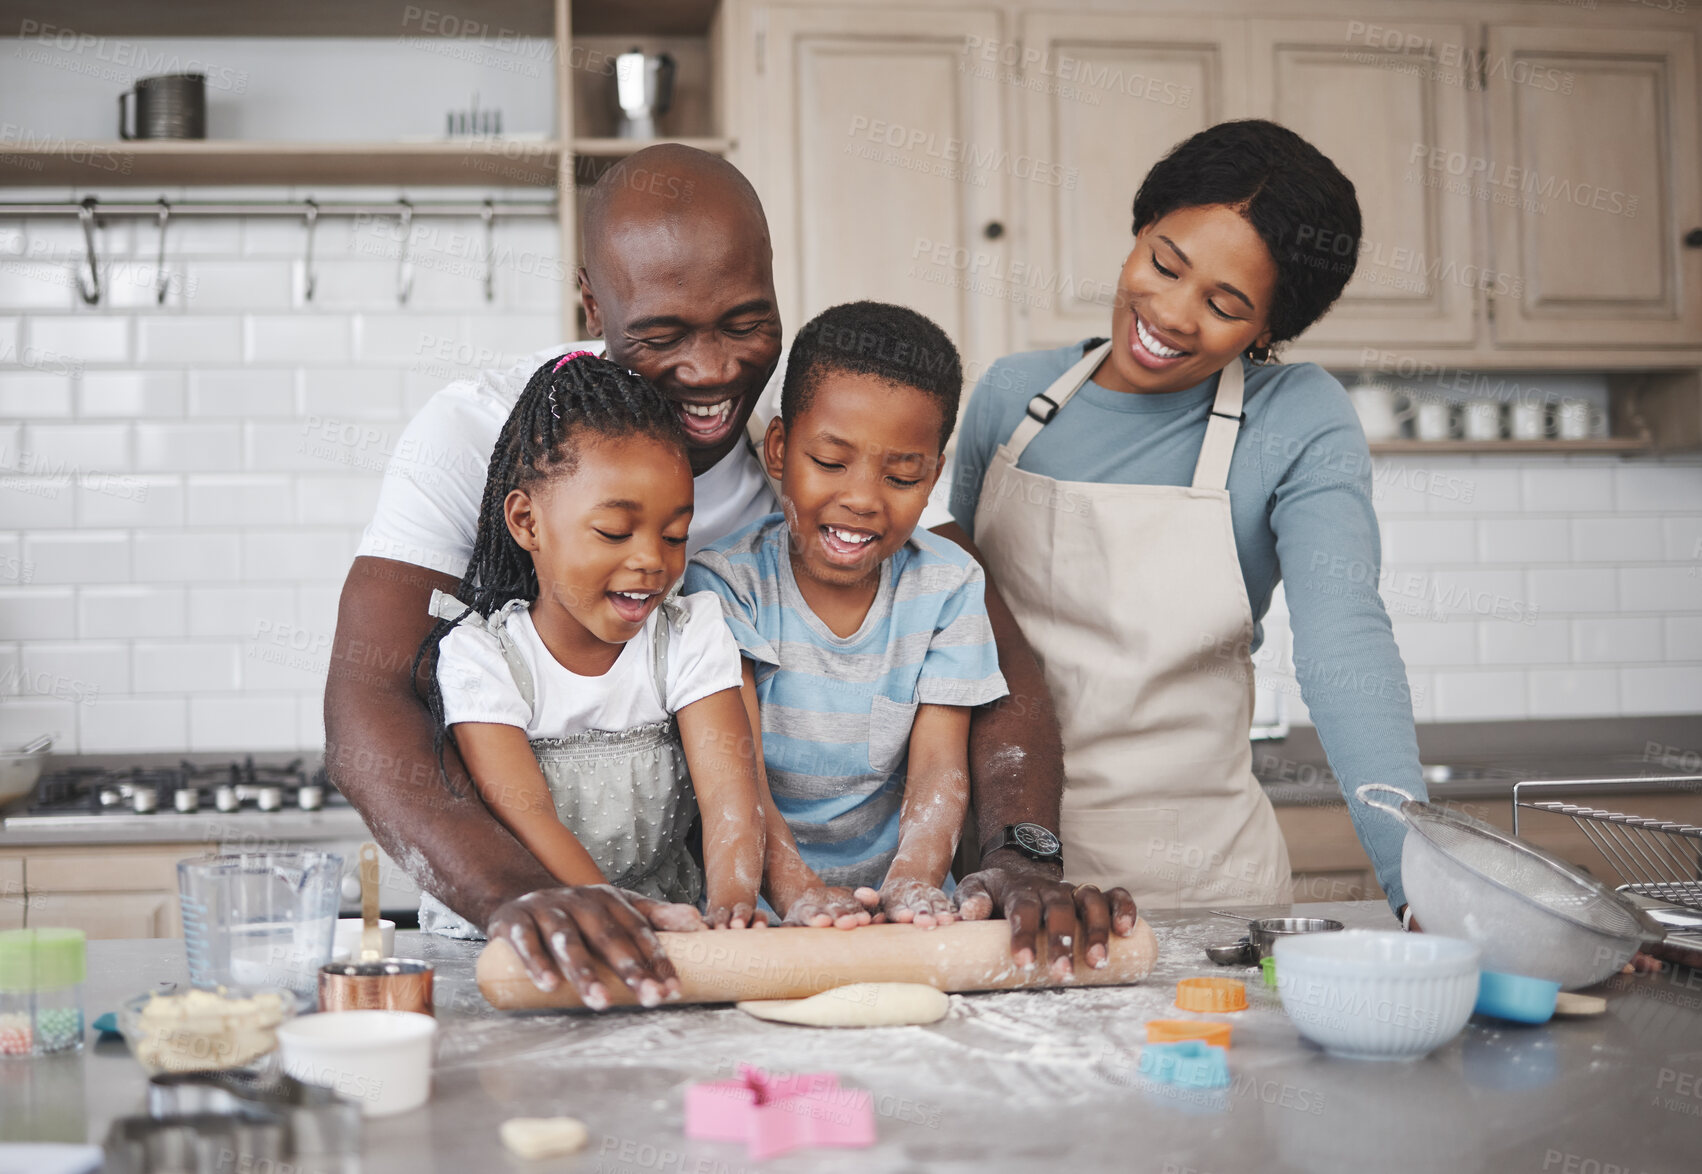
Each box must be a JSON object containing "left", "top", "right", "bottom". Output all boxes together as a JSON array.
[{"left": 418, "top": 588, "right": 703, "bottom": 939}]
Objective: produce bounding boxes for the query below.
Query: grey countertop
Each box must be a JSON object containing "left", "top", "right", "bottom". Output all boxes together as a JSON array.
[{"left": 5, "top": 901, "right": 1699, "bottom": 1173}]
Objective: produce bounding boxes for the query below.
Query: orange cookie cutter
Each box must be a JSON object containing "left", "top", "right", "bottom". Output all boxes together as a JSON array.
[
  {"left": 1175, "top": 977, "right": 1247, "bottom": 1013},
  {"left": 1146, "top": 1019, "right": 1233, "bottom": 1048}
]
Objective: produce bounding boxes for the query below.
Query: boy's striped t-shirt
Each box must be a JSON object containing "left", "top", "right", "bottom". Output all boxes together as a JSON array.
[{"left": 684, "top": 514, "right": 1008, "bottom": 889}]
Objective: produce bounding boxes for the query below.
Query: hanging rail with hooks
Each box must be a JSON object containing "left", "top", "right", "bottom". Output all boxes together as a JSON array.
[{"left": 0, "top": 195, "right": 556, "bottom": 307}]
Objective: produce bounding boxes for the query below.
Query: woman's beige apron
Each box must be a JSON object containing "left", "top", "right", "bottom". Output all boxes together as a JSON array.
[{"left": 972, "top": 341, "right": 1290, "bottom": 910}]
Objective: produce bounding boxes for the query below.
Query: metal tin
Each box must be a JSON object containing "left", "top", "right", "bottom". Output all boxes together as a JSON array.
[{"left": 317, "top": 958, "right": 434, "bottom": 1015}]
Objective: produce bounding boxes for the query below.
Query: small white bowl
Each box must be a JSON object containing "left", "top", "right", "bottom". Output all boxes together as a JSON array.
[
  {"left": 1273, "top": 931, "right": 1479, "bottom": 1060},
  {"left": 332, "top": 918, "right": 396, "bottom": 962},
  {"left": 276, "top": 1009, "right": 436, "bottom": 1116}
]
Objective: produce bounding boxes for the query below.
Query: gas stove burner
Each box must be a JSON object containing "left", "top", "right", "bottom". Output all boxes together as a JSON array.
[
  {"left": 174, "top": 787, "right": 200, "bottom": 814},
  {"left": 131, "top": 786, "right": 158, "bottom": 815},
  {"left": 297, "top": 785, "right": 324, "bottom": 812},
  {"left": 20, "top": 758, "right": 346, "bottom": 820}
]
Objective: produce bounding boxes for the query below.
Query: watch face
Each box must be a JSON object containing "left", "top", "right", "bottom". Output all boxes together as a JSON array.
[{"left": 1013, "top": 823, "right": 1061, "bottom": 857}]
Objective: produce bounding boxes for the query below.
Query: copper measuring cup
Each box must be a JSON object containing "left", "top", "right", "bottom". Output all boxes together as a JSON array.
[{"left": 318, "top": 844, "right": 434, "bottom": 1015}]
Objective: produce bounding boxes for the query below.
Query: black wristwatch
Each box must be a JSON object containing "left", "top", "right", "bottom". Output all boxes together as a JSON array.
[{"left": 980, "top": 822, "right": 1063, "bottom": 865}]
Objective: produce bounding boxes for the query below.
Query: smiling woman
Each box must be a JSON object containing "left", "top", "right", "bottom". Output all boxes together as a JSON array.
[{"left": 949, "top": 119, "right": 1428, "bottom": 919}]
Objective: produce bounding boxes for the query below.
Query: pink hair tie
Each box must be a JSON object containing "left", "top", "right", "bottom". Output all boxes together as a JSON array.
[{"left": 553, "top": 349, "right": 598, "bottom": 372}]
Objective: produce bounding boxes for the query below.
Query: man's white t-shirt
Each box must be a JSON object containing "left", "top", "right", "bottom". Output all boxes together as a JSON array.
[
  {"left": 436, "top": 592, "right": 744, "bottom": 736},
  {"left": 356, "top": 341, "right": 954, "bottom": 575}
]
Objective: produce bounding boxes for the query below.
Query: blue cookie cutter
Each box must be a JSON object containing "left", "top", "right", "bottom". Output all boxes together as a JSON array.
[{"left": 1138, "top": 1040, "right": 1230, "bottom": 1089}]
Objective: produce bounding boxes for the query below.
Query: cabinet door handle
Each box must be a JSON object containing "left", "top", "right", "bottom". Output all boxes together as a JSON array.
[
  {"left": 983, "top": 221, "right": 1005, "bottom": 241},
  {"left": 1684, "top": 228, "right": 1702, "bottom": 249}
]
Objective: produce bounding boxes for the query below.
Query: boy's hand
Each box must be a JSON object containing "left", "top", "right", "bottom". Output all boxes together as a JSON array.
[
  {"left": 866, "top": 879, "right": 955, "bottom": 928},
  {"left": 780, "top": 884, "right": 877, "bottom": 929},
  {"left": 705, "top": 897, "right": 767, "bottom": 930}
]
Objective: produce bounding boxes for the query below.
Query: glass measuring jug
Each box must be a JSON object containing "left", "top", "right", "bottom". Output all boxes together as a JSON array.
[{"left": 178, "top": 852, "right": 343, "bottom": 1006}]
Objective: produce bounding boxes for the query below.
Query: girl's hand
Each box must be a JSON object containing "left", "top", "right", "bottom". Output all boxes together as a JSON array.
[
  {"left": 781, "top": 885, "right": 877, "bottom": 929},
  {"left": 868, "top": 879, "right": 955, "bottom": 928},
  {"left": 705, "top": 898, "right": 766, "bottom": 930}
]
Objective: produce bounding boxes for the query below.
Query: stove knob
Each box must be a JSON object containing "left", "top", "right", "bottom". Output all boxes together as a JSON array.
[
  {"left": 98, "top": 788, "right": 123, "bottom": 808},
  {"left": 256, "top": 786, "right": 283, "bottom": 813},
  {"left": 297, "top": 785, "right": 325, "bottom": 812},
  {"left": 215, "top": 785, "right": 239, "bottom": 813},
  {"left": 132, "top": 787, "right": 158, "bottom": 815},
  {"left": 174, "top": 788, "right": 200, "bottom": 814}
]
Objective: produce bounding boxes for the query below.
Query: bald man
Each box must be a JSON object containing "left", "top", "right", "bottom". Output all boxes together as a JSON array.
[{"left": 326, "top": 147, "right": 1134, "bottom": 1005}]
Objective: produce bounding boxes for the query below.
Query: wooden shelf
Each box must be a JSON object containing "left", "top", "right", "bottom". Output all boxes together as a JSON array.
[
  {"left": 0, "top": 0, "right": 555, "bottom": 36},
  {"left": 1367, "top": 438, "right": 1652, "bottom": 455},
  {"left": 569, "top": 136, "right": 731, "bottom": 157},
  {"left": 0, "top": 140, "right": 562, "bottom": 187}
]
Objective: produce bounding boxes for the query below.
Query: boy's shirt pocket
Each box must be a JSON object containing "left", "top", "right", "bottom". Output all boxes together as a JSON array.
[{"left": 868, "top": 694, "right": 919, "bottom": 775}]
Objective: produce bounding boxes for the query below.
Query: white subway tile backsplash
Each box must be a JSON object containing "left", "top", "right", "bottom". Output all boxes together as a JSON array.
[
  {"left": 1528, "top": 668, "right": 1620, "bottom": 718},
  {"left": 138, "top": 316, "right": 243, "bottom": 363},
  {"left": 1572, "top": 617, "right": 1664, "bottom": 664},
  {"left": 134, "top": 641, "right": 241, "bottom": 693},
  {"left": 77, "top": 474, "right": 183, "bottom": 528},
  {"left": 1382, "top": 519, "right": 1476, "bottom": 566},
  {"left": 1571, "top": 518, "right": 1664, "bottom": 563},
  {"left": 241, "top": 530, "right": 356, "bottom": 582},
  {"left": 133, "top": 531, "right": 242, "bottom": 583},
  {"left": 21, "top": 532, "right": 129, "bottom": 583},
  {"left": 0, "top": 371, "right": 73, "bottom": 418},
  {"left": 1616, "top": 461, "right": 1702, "bottom": 513},
  {"left": 1666, "top": 617, "right": 1702, "bottom": 661},
  {"left": 27, "top": 316, "right": 130, "bottom": 364},
  {"left": 1521, "top": 464, "right": 1614, "bottom": 514},
  {"left": 297, "top": 696, "right": 324, "bottom": 749},
  {"left": 189, "top": 586, "right": 295, "bottom": 639},
  {"left": 1432, "top": 463, "right": 1520, "bottom": 514},
  {"left": 354, "top": 314, "right": 462, "bottom": 362},
  {"left": 299, "top": 369, "right": 403, "bottom": 420},
  {"left": 0, "top": 479, "right": 76, "bottom": 528},
  {"left": 1664, "top": 516, "right": 1702, "bottom": 562},
  {"left": 1619, "top": 567, "right": 1700, "bottom": 614},
  {"left": 185, "top": 260, "right": 295, "bottom": 311},
  {"left": 471, "top": 314, "right": 567, "bottom": 362},
  {"left": 18, "top": 642, "right": 129, "bottom": 699},
  {"left": 135, "top": 423, "right": 244, "bottom": 472},
  {"left": 22, "top": 423, "right": 130, "bottom": 473},
  {"left": 296, "top": 476, "right": 382, "bottom": 526},
  {"left": 188, "top": 368, "right": 295, "bottom": 417},
  {"left": 0, "top": 588, "right": 76, "bottom": 639},
  {"left": 1620, "top": 666, "right": 1702, "bottom": 716},
  {"left": 79, "top": 371, "right": 186, "bottom": 418},
  {"left": 78, "top": 586, "right": 185, "bottom": 638},
  {"left": 1476, "top": 518, "right": 1570, "bottom": 565},
  {"left": 246, "top": 315, "right": 352, "bottom": 364},
  {"left": 1479, "top": 619, "right": 1570, "bottom": 666},
  {"left": 0, "top": 697, "right": 77, "bottom": 751},
  {"left": 185, "top": 474, "right": 295, "bottom": 526},
  {"left": 1390, "top": 620, "right": 1477, "bottom": 668},
  {"left": 1525, "top": 568, "right": 1617, "bottom": 614},
  {"left": 0, "top": 260, "right": 73, "bottom": 310},
  {"left": 189, "top": 694, "right": 298, "bottom": 752},
  {"left": 79, "top": 697, "right": 187, "bottom": 752},
  {"left": 245, "top": 422, "right": 327, "bottom": 472},
  {"left": 1432, "top": 670, "right": 1528, "bottom": 720}
]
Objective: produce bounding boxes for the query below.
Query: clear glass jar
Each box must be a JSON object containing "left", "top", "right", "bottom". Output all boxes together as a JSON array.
[{"left": 0, "top": 928, "right": 87, "bottom": 1057}]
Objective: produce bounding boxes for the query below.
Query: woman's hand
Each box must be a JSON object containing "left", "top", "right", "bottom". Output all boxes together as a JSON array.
[
  {"left": 868, "top": 878, "right": 955, "bottom": 928},
  {"left": 779, "top": 884, "right": 877, "bottom": 929}
]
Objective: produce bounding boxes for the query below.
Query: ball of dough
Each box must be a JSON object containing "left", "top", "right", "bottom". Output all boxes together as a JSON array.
[
  {"left": 736, "top": 982, "right": 950, "bottom": 1027},
  {"left": 501, "top": 1117, "right": 589, "bottom": 1159}
]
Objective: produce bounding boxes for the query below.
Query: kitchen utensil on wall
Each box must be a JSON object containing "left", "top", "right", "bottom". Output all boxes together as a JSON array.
[
  {"left": 1461, "top": 399, "right": 1502, "bottom": 442},
  {"left": 1508, "top": 399, "right": 1548, "bottom": 440},
  {"left": 478, "top": 917, "right": 1160, "bottom": 1010},
  {"left": 1356, "top": 784, "right": 1662, "bottom": 988},
  {"left": 613, "top": 49, "right": 675, "bottom": 138},
  {"left": 119, "top": 73, "right": 206, "bottom": 140},
  {"left": 317, "top": 844, "right": 433, "bottom": 1015},
  {"left": 1348, "top": 381, "right": 1410, "bottom": 442},
  {"left": 1554, "top": 397, "right": 1607, "bottom": 440},
  {"left": 1412, "top": 397, "right": 1455, "bottom": 442},
  {"left": 177, "top": 852, "right": 343, "bottom": 1006},
  {"left": 0, "top": 734, "right": 52, "bottom": 807}
]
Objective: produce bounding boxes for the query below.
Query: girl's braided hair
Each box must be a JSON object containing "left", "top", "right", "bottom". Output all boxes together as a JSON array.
[{"left": 412, "top": 351, "right": 689, "bottom": 783}]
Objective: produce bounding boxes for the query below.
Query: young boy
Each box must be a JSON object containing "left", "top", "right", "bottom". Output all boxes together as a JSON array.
[{"left": 684, "top": 301, "right": 1007, "bottom": 930}]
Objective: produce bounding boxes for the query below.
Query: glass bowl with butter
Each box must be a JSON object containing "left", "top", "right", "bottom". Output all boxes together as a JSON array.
[{"left": 118, "top": 986, "right": 295, "bottom": 1075}]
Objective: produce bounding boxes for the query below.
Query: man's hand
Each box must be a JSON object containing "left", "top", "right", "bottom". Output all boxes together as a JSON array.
[
  {"left": 487, "top": 885, "right": 706, "bottom": 1009},
  {"left": 956, "top": 850, "right": 1137, "bottom": 977}
]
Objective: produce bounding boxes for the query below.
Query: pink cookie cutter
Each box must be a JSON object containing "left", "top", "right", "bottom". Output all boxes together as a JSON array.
[{"left": 684, "top": 1064, "right": 876, "bottom": 1160}]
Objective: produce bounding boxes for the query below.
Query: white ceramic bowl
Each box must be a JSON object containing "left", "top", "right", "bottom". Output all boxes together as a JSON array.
[
  {"left": 276, "top": 1009, "right": 437, "bottom": 1116},
  {"left": 331, "top": 918, "right": 396, "bottom": 962},
  {"left": 1273, "top": 931, "right": 1479, "bottom": 1060}
]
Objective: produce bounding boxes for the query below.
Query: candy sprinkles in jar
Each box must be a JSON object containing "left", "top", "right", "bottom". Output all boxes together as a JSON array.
[{"left": 0, "top": 928, "right": 88, "bottom": 1056}]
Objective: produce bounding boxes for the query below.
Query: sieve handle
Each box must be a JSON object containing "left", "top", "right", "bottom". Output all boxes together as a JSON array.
[{"left": 1355, "top": 783, "right": 1415, "bottom": 823}]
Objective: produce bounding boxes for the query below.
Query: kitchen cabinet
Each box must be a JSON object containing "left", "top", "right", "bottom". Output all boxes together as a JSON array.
[
  {"left": 0, "top": 843, "right": 206, "bottom": 940},
  {"left": 1273, "top": 803, "right": 1385, "bottom": 905},
  {"left": 1017, "top": 13, "right": 1247, "bottom": 345},
  {"left": 1485, "top": 26, "right": 1702, "bottom": 349},
  {"left": 1247, "top": 19, "right": 1477, "bottom": 348},
  {"left": 749, "top": 5, "right": 1010, "bottom": 382}
]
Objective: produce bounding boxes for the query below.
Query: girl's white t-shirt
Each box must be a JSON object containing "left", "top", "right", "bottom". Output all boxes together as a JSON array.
[{"left": 435, "top": 591, "right": 744, "bottom": 737}]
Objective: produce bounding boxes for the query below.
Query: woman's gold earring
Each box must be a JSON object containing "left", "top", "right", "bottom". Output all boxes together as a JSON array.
[{"left": 1248, "top": 343, "right": 1272, "bottom": 365}]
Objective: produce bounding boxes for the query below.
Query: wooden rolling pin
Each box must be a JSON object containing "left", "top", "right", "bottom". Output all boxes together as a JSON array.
[{"left": 477, "top": 918, "right": 1158, "bottom": 1010}]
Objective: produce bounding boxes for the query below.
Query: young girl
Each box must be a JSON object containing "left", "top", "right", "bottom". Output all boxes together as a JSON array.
[{"left": 414, "top": 352, "right": 766, "bottom": 956}]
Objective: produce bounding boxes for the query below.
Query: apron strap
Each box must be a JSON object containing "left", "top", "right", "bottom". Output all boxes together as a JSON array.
[
  {"left": 651, "top": 584, "right": 689, "bottom": 711},
  {"left": 427, "top": 589, "right": 537, "bottom": 713},
  {"left": 1191, "top": 357, "right": 1245, "bottom": 492},
  {"left": 1004, "top": 341, "right": 1111, "bottom": 462}
]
